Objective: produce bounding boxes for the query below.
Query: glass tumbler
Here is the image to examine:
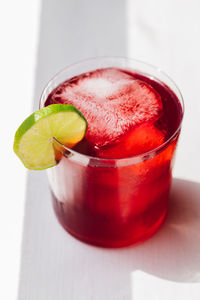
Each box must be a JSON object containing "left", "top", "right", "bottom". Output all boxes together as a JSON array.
[{"left": 40, "top": 57, "right": 184, "bottom": 248}]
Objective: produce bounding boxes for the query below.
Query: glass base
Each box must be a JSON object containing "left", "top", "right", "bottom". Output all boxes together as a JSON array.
[
  {"left": 57, "top": 211, "right": 166, "bottom": 248},
  {"left": 52, "top": 193, "right": 167, "bottom": 248}
]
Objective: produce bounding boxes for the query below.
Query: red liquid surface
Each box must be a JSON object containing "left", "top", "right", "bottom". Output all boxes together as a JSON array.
[{"left": 45, "top": 68, "right": 182, "bottom": 247}]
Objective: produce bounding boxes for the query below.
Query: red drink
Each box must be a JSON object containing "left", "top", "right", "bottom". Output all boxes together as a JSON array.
[{"left": 41, "top": 58, "right": 183, "bottom": 247}]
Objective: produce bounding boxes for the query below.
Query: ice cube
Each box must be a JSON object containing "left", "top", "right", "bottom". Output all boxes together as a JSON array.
[
  {"left": 96, "top": 123, "right": 165, "bottom": 158},
  {"left": 50, "top": 68, "right": 163, "bottom": 148}
]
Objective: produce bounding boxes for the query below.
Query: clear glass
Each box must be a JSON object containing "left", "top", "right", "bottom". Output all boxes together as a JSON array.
[{"left": 40, "top": 57, "right": 184, "bottom": 248}]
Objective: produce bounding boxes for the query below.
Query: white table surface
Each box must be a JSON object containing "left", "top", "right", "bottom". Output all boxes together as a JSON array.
[{"left": 2, "top": 0, "right": 200, "bottom": 299}]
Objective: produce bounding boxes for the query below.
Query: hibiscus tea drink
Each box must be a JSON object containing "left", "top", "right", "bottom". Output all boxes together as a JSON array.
[{"left": 41, "top": 58, "right": 183, "bottom": 247}]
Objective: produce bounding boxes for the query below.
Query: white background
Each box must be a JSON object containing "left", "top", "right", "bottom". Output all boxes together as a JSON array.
[{"left": 1, "top": 0, "right": 200, "bottom": 299}]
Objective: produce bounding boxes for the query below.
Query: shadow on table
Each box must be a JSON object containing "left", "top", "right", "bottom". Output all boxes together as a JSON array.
[{"left": 117, "top": 178, "right": 200, "bottom": 283}]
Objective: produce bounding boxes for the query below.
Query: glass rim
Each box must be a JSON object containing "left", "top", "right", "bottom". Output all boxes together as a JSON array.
[{"left": 40, "top": 56, "right": 184, "bottom": 167}]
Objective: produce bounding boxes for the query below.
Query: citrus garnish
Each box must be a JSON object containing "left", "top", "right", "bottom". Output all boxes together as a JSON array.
[{"left": 13, "top": 104, "right": 87, "bottom": 170}]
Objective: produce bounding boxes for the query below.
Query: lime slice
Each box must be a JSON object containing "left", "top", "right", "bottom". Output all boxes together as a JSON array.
[{"left": 13, "top": 104, "right": 87, "bottom": 170}]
